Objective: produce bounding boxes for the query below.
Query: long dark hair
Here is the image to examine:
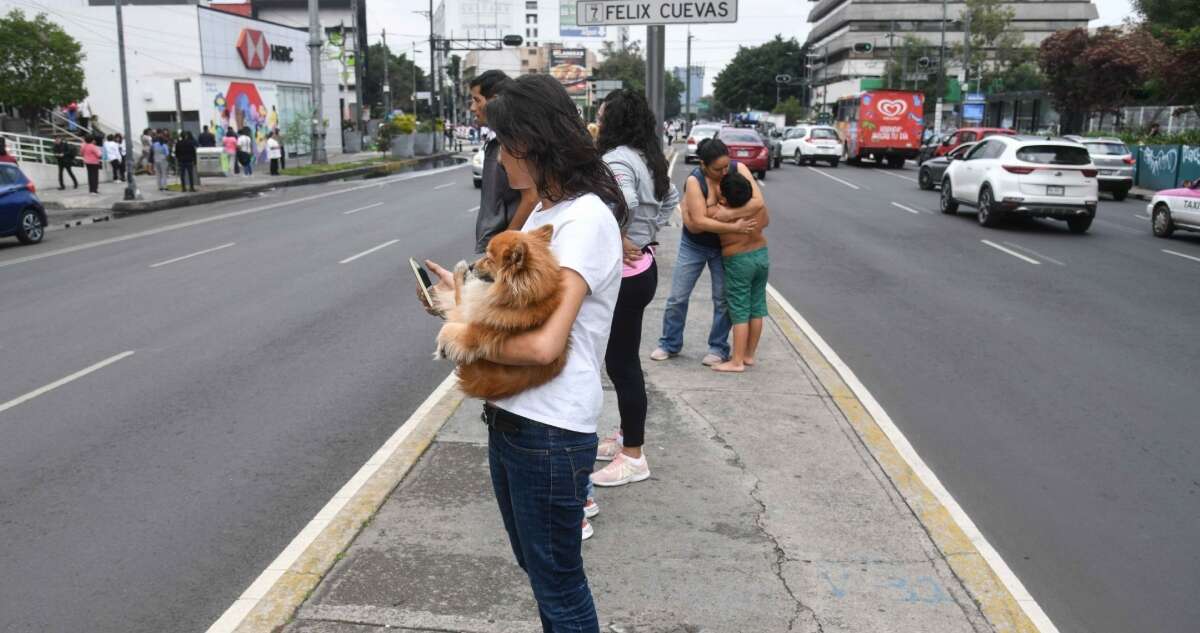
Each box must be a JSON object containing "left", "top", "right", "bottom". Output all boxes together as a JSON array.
[
  {"left": 486, "top": 74, "right": 628, "bottom": 226},
  {"left": 696, "top": 138, "right": 729, "bottom": 165},
  {"left": 595, "top": 89, "right": 670, "bottom": 202}
]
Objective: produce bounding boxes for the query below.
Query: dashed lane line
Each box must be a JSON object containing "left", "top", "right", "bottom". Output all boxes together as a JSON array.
[
  {"left": 890, "top": 201, "right": 923, "bottom": 215},
  {"left": 1163, "top": 249, "right": 1200, "bottom": 264},
  {"left": 1001, "top": 241, "right": 1065, "bottom": 266},
  {"left": 343, "top": 202, "right": 384, "bottom": 215},
  {"left": 149, "top": 242, "right": 236, "bottom": 268},
  {"left": 981, "top": 239, "right": 1041, "bottom": 265},
  {"left": 874, "top": 168, "right": 919, "bottom": 183},
  {"left": 0, "top": 351, "right": 135, "bottom": 415},
  {"left": 434, "top": 182, "right": 456, "bottom": 190},
  {"left": 467, "top": 206, "right": 480, "bottom": 214},
  {"left": 805, "top": 166, "right": 861, "bottom": 190},
  {"left": 339, "top": 239, "right": 400, "bottom": 264}
]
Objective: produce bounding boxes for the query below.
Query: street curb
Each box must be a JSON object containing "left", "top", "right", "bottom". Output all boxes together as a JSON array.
[
  {"left": 111, "top": 153, "right": 460, "bottom": 217},
  {"left": 763, "top": 286, "right": 1050, "bottom": 633},
  {"left": 203, "top": 373, "right": 465, "bottom": 633}
]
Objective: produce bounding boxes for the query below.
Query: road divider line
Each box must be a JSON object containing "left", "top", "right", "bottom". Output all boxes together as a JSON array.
[
  {"left": 434, "top": 182, "right": 456, "bottom": 190},
  {"left": 890, "top": 201, "right": 922, "bottom": 215},
  {"left": 339, "top": 239, "right": 400, "bottom": 264},
  {"left": 149, "top": 242, "right": 236, "bottom": 268},
  {"left": 764, "top": 285, "right": 1056, "bottom": 633},
  {"left": 1002, "top": 241, "right": 1065, "bottom": 266},
  {"left": 1134, "top": 214, "right": 1151, "bottom": 221},
  {"left": 342, "top": 202, "right": 383, "bottom": 215},
  {"left": 0, "top": 351, "right": 135, "bottom": 415},
  {"left": 806, "top": 166, "right": 861, "bottom": 190},
  {"left": 875, "top": 168, "right": 918, "bottom": 183},
  {"left": 1163, "top": 248, "right": 1200, "bottom": 264},
  {"left": 466, "top": 206, "right": 480, "bottom": 214},
  {"left": 981, "top": 239, "right": 1040, "bottom": 265}
]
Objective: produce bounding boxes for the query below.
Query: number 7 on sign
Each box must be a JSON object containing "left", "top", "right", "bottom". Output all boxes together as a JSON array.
[{"left": 589, "top": 5, "right": 599, "bottom": 20}]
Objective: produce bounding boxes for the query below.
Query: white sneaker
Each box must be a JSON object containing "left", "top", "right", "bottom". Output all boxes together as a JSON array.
[
  {"left": 649, "top": 347, "right": 673, "bottom": 361},
  {"left": 584, "top": 497, "right": 599, "bottom": 518},
  {"left": 596, "top": 434, "right": 623, "bottom": 462},
  {"left": 701, "top": 353, "right": 726, "bottom": 367},
  {"left": 590, "top": 453, "right": 651, "bottom": 487},
  {"left": 582, "top": 518, "right": 594, "bottom": 541}
]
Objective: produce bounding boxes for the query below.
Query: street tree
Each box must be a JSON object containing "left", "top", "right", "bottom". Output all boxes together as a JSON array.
[
  {"left": 772, "top": 96, "right": 805, "bottom": 125},
  {"left": 1039, "top": 27, "right": 1166, "bottom": 128},
  {"left": 882, "top": 35, "right": 943, "bottom": 105},
  {"left": 1132, "top": 0, "right": 1199, "bottom": 31},
  {"left": 1132, "top": 0, "right": 1200, "bottom": 116},
  {"left": 712, "top": 35, "right": 807, "bottom": 112},
  {"left": 363, "top": 43, "right": 426, "bottom": 118},
  {"left": 0, "top": 10, "right": 87, "bottom": 125},
  {"left": 954, "top": 0, "right": 1040, "bottom": 94},
  {"left": 593, "top": 41, "right": 685, "bottom": 119}
]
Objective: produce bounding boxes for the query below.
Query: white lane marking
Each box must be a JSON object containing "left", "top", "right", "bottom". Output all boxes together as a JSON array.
[
  {"left": 434, "top": 182, "right": 456, "bottom": 190},
  {"left": 1163, "top": 249, "right": 1200, "bottom": 264},
  {"left": 1001, "top": 241, "right": 1065, "bottom": 266},
  {"left": 149, "top": 242, "right": 236, "bottom": 268},
  {"left": 339, "top": 239, "right": 400, "bottom": 264},
  {"left": 981, "top": 239, "right": 1041, "bottom": 265},
  {"left": 204, "top": 372, "right": 458, "bottom": 633},
  {"left": 0, "top": 163, "right": 467, "bottom": 270},
  {"left": 806, "top": 166, "right": 861, "bottom": 190},
  {"left": 342, "top": 202, "right": 383, "bottom": 215},
  {"left": 466, "top": 205, "right": 480, "bottom": 214},
  {"left": 765, "top": 285, "right": 1061, "bottom": 633},
  {"left": 890, "top": 201, "right": 922, "bottom": 215},
  {"left": 0, "top": 351, "right": 135, "bottom": 415},
  {"left": 875, "top": 168, "right": 919, "bottom": 183},
  {"left": 1134, "top": 214, "right": 1151, "bottom": 221}
]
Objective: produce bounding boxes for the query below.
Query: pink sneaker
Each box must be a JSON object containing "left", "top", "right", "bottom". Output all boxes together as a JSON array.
[
  {"left": 596, "top": 434, "right": 623, "bottom": 462},
  {"left": 590, "top": 453, "right": 651, "bottom": 487}
]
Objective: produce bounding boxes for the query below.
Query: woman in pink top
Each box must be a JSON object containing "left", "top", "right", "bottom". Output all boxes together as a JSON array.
[
  {"left": 221, "top": 129, "right": 238, "bottom": 176},
  {"left": 81, "top": 135, "right": 103, "bottom": 194}
]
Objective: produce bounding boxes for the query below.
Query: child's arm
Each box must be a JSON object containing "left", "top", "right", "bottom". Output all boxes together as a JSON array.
[
  {"left": 713, "top": 162, "right": 766, "bottom": 221},
  {"left": 682, "top": 176, "right": 757, "bottom": 234}
]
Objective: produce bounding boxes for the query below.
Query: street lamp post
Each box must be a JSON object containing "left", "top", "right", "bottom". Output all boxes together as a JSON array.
[
  {"left": 173, "top": 77, "right": 191, "bottom": 137},
  {"left": 308, "top": 0, "right": 327, "bottom": 164},
  {"left": 114, "top": 0, "right": 138, "bottom": 200},
  {"left": 936, "top": 0, "right": 947, "bottom": 133}
]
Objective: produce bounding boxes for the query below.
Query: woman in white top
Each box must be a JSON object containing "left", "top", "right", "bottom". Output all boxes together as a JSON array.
[
  {"left": 267, "top": 132, "right": 282, "bottom": 175},
  {"left": 424, "top": 74, "right": 625, "bottom": 633}
]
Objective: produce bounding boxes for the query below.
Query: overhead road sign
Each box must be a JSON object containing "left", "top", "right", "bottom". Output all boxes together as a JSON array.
[{"left": 576, "top": 0, "right": 738, "bottom": 26}]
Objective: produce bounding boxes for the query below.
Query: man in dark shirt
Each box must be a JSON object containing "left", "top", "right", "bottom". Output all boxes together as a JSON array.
[
  {"left": 198, "top": 126, "right": 217, "bottom": 148},
  {"left": 470, "top": 70, "right": 538, "bottom": 254}
]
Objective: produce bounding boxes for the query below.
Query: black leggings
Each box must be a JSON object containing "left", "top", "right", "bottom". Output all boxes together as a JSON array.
[{"left": 604, "top": 257, "right": 658, "bottom": 448}]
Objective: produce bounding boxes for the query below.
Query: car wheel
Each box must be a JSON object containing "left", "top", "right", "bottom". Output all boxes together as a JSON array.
[
  {"left": 1067, "top": 216, "right": 1093, "bottom": 234},
  {"left": 918, "top": 168, "right": 933, "bottom": 190},
  {"left": 829, "top": 158, "right": 839, "bottom": 168},
  {"left": 1112, "top": 187, "right": 1129, "bottom": 202},
  {"left": 793, "top": 150, "right": 803, "bottom": 166},
  {"left": 940, "top": 178, "right": 959, "bottom": 214},
  {"left": 1152, "top": 203, "right": 1175, "bottom": 237},
  {"left": 473, "top": 178, "right": 482, "bottom": 189},
  {"left": 774, "top": 155, "right": 782, "bottom": 169},
  {"left": 16, "top": 208, "right": 44, "bottom": 245},
  {"left": 887, "top": 156, "right": 905, "bottom": 169},
  {"left": 977, "top": 186, "right": 1002, "bottom": 227},
  {"left": 756, "top": 170, "right": 767, "bottom": 180}
]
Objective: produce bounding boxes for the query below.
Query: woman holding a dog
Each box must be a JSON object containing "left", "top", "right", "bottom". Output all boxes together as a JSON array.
[{"left": 423, "top": 74, "right": 627, "bottom": 633}]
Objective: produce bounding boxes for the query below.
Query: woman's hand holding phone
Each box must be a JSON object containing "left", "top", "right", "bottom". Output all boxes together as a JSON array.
[{"left": 416, "top": 259, "right": 457, "bottom": 318}]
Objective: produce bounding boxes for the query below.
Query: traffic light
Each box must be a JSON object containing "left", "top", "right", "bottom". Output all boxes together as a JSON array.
[
  {"left": 502, "top": 34, "right": 524, "bottom": 47},
  {"left": 853, "top": 42, "right": 874, "bottom": 54}
]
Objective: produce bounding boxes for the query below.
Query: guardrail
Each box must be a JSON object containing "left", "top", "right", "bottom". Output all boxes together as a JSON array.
[
  {"left": 1134, "top": 144, "right": 1200, "bottom": 190},
  {"left": 0, "top": 130, "right": 59, "bottom": 165}
]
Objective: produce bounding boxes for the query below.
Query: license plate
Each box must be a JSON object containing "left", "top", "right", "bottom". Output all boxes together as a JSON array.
[
  {"left": 737, "top": 150, "right": 751, "bottom": 157},
  {"left": 1098, "top": 169, "right": 1114, "bottom": 175},
  {"left": 1047, "top": 185, "right": 1065, "bottom": 196}
]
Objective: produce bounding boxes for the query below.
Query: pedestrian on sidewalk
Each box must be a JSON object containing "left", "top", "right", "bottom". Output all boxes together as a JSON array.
[
  {"left": 139, "top": 128, "right": 153, "bottom": 175},
  {"left": 104, "top": 135, "right": 123, "bottom": 182},
  {"left": 589, "top": 89, "right": 681, "bottom": 493},
  {"left": 709, "top": 171, "right": 769, "bottom": 373},
  {"left": 53, "top": 137, "right": 78, "bottom": 190},
  {"left": 116, "top": 133, "right": 127, "bottom": 181},
  {"left": 152, "top": 133, "right": 171, "bottom": 191},
  {"left": 0, "top": 138, "right": 16, "bottom": 164},
  {"left": 236, "top": 128, "right": 253, "bottom": 176},
  {"left": 649, "top": 138, "right": 757, "bottom": 366},
  {"left": 67, "top": 101, "right": 79, "bottom": 131},
  {"left": 267, "top": 132, "right": 282, "bottom": 175},
  {"left": 82, "top": 134, "right": 102, "bottom": 194},
  {"left": 469, "top": 70, "right": 539, "bottom": 254},
  {"left": 222, "top": 128, "right": 237, "bottom": 177},
  {"left": 423, "top": 74, "right": 627, "bottom": 633},
  {"left": 175, "top": 131, "right": 198, "bottom": 192},
  {"left": 198, "top": 125, "right": 216, "bottom": 148}
]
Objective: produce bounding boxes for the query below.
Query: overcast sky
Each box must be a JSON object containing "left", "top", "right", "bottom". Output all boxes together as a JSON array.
[{"left": 366, "top": 0, "right": 1135, "bottom": 95}]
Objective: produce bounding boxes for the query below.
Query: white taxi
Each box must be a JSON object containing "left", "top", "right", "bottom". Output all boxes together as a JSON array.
[{"left": 1148, "top": 179, "right": 1200, "bottom": 238}]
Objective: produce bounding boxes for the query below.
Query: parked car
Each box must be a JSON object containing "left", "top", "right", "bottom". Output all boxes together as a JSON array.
[
  {"left": 783, "top": 125, "right": 842, "bottom": 167},
  {"left": 1064, "top": 136, "right": 1134, "bottom": 201},
  {"left": 762, "top": 126, "right": 784, "bottom": 169},
  {"left": 919, "top": 127, "right": 1016, "bottom": 164},
  {"left": 685, "top": 124, "right": 723, "bottom": 163},
  {"left": 939, "top": 136, "right": 1099, "bottom": 233},
  {"left": 0, "top": 163, "right": 46, "bottom": 245},
  {"left": 471, "top": 145, "right": 485, "bottom": 188},
  {"left": 1148, "top": 179, "right": 1200, "bottom": 238},
  {"left": 918, "top": 141, "right": 976, "bottom": 189},
  {"left": 718, "top": 127, "right": 771, "bottom": 180}
]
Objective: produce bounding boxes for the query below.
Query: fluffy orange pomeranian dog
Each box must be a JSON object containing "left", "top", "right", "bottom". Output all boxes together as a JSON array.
[{"left": 434, "top": 225, "right": 567, "bottom": 399}]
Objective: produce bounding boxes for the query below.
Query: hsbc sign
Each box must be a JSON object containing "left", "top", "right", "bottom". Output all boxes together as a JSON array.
[{"left": 236, "top": 28, "right": 294, "bottom": 70}]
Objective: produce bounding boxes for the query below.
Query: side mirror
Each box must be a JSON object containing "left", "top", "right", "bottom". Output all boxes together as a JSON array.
[{"left": 942, "top": 138, "right": 953, "bottom": 146}]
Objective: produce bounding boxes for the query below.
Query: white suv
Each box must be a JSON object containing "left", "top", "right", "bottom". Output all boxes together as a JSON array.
[
  {"left": 782, "top": 125, "right": 842, "bottom": 167},
  {"left": 940, "top": 136, "right": 1099, "bottom": 233}
]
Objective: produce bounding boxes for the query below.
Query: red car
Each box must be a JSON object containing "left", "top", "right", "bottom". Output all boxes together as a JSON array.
[
  {"left": 919, "top": 127, "right": 1015, "bottom": 164},
  {"left": 718, "top": 127, "right": 771, "bottom": 180}
]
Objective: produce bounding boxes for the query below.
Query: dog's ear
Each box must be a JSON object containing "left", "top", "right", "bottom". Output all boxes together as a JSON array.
[
  {"left": 503, "top": 239, "right": 527, "bottom": 269},
  {"left": 529, "top": 224, "right": 554, "bottom": 245}
]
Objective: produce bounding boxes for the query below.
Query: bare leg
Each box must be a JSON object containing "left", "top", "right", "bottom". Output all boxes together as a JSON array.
[
  {"left": 713, "top": 323, "right": 749, "bottom": 373},
  {"left": 744, "top": 318, "right": 764, "bottom": 366},
  {"left": 620, "top": 446, "right": 644, "bottom": 459}
]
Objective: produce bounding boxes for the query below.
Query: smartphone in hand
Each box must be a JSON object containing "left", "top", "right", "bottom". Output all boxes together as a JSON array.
[{"left": 410, "top": 257, "right": 436, "bottom": 308}]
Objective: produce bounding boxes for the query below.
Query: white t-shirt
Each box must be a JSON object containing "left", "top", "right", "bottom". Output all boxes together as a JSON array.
[
  {"left": 492, "top": 193, "right": 622, "bottom": 434},
  {"left": 237, "top": 135, "right": 252, "bottom": 153},
  {"left": 267, "top": 138, "right": 282, "bottom": 159}
]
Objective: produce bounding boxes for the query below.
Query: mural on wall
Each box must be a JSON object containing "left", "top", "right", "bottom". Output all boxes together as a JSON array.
[{"left": 203, "top": 79, "right": 308, "bottom": 159}]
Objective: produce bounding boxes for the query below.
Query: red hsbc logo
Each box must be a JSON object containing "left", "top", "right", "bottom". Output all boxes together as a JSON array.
[{"left": 236, "top": 28, "right": 269, "bottom": 70}]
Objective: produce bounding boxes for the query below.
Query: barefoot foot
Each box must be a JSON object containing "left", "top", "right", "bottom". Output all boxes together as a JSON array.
[
  {"left": 742, "top": 357, "right": 756, "bottom": 366},
  {"left": 712, "top": 360, "right": 745, "bottom": 373}
]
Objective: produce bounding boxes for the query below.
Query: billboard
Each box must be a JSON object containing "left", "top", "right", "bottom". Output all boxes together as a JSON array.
[
  {"left": 560, "top": 1, "right": 605, "bottom": 38},
  {"left": 550, "top": 48, "right": 589, "bottom": 97}
]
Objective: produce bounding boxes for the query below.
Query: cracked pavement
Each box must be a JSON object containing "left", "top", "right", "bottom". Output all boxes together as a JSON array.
[{"left": 282, "top": 224, "right": 998, "bottom": 633}]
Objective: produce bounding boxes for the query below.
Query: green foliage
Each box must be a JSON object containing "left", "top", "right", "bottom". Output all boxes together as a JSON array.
[
  {"left": 881, "top": 35, "right": 944, "bottom": 105},
  {"left": 713, "top": 36, "right": 807, "bottom": 112},
  {"left": 283, "top": 116, "right": 312, "bottom": 155},
  {"left": 1089, "top": 127, "right": 1200, "bottom": 146},
  {"left": 665, "top": 73, "right": 685, "bottom": 119},
  {"left": 363, "top": 43, "right": 426, "bottom": 117},
  {"left": 1133, "top": 0, "right": 1200, "bottom": 31},
  {"left": 947, "top": 0, "right": 1041, "bottom": 94},
  {"left": 595, "top": 41, "right": 647, "bottom": 93},
  {"left": 417, "top": 118, "right": 435, "bottom": 133},
  {"left": 772, "top": 97, "right": 806, "bottom": 125},
  {"left": 394, "top": 114, "right": 417, "bottom": 135},
  {"left": 0, "top": 10, "right": 87, "bottom": 119}
]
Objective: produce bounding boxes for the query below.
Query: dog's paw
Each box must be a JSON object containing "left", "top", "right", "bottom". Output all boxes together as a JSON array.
[{"left": 435, "top": 323, "right": 475, "bottom": 363}]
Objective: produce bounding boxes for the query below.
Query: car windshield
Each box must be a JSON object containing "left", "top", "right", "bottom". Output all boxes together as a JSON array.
[
  {"left": 722, "top": 131, "right": 762, "bottom": 145},
  {"left": 692, "top": 127, "right": 719, "bottom": 139},
  {"left": 1016, "top": 145, "right": 1091, "bottom": 165},
  {"left": 811, "top": 128, "right": 838, "bottom": 140},
  {"left": 949, "top": 143, "right": 975, "bottom": 158},
  {"left": 1084, "top": 142, "right": 1130, "bottom": 156}
]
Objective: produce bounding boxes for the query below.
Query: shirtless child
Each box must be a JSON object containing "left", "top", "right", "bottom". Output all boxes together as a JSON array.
[{"left": 708, "top": 172, "right": 769, "bottom": 373}]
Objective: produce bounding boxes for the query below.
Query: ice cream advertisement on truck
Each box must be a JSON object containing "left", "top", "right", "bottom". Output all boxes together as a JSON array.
[{"left": 835, "top": 89, "right": 925, "bottom": 167}]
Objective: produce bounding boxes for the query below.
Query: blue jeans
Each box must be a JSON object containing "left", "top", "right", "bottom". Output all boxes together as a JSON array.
[
  {"left": 489, "top": 413, "right": 600, "bottom": 633},
  {"left": 657, "top": 234, "right": 732, "bottom": 359}
]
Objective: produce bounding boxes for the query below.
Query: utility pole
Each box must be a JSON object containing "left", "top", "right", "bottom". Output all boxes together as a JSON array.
[
  {"left": 114, "top": 0, "right": 138, "bottom": 200},
  {"left": 412, "top": 42, "right": 420, "bottom": 114},
  {"left": 428, "top": 0, "right": 439, "bottom": 149},
  {"left": 382, "top": 30, "right": 392, "bottom": 115},
  {"left": 645, "top": 25, "right": 666, "bottom": 129},
  {"left": 351, "top": 0, "right": 365, "bottom": 135},
  {"left": 936, "top": 0, "right": 947, "bottom": 133},
  {"left": 173, "top": 77, "right": 191, "bottom": 136},
  {"left": 685, "top": 28, "right": 693, "bottom": 132},
  {"left": 962, "top": 5, "right": 972, "bottom": 128},
  {"left": 308, "top": 0, "right": 327, "bottom": 163}
]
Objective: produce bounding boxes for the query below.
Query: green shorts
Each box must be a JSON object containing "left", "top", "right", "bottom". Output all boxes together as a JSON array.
[{"left": 722, "top": 246, "right": 769, "bottom": 325}]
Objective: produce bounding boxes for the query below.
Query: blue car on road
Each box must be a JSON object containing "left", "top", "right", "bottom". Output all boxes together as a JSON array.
[{"left": 0, "top": 162, "right": 47, "bottom": 245}]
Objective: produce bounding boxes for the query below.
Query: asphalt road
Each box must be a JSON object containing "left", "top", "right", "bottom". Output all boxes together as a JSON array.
[
  {"left": 0, "top": 163, "right": 480, "bottom": 632},
  {"left": 749, "top": 157, "right": 1199, "bottom": 633}
]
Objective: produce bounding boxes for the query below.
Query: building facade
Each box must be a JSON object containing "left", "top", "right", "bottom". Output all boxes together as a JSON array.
[{"left": 672, "top": 66, "right": 704, "bottom": 111}]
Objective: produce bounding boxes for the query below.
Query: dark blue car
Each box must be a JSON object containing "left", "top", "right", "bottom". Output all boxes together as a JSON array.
[{"left": 0, "top": 162, "right": 46, "bottom": 245}]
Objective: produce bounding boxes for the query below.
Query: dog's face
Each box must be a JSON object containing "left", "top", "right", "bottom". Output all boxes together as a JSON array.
[{"left": 472, "top": 225, "right": 554, "bottom": 285}]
